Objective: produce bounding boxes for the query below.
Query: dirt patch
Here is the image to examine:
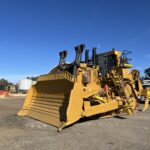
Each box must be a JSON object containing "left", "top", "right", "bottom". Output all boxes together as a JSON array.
[{"left": 0, "top": 98, "right": 150, "bottom": 150}]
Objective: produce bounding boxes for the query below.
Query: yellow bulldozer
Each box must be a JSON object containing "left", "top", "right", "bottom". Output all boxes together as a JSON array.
[{"left": 18, "top": 44, "right": 150, "bottom": 131}]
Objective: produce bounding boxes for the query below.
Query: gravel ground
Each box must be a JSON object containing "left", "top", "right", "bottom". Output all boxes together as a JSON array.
[{"left": 0, "top": 97, "right": 150, "bottom": 150}]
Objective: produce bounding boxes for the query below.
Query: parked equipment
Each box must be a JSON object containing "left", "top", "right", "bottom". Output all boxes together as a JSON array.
[
  {"left": 18, "top": 45, "right": 150, "bottom": 131},
  {"left": 142, "top": 68, "right": 150, "bottom": 88}
]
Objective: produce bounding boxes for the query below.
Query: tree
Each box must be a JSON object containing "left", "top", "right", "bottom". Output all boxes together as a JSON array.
[
  {"left": 0, "top": 78, "right": 13, "bottom": 85},
  {"left": 26, "top": 76, "right": 38, "bottom": 81}
]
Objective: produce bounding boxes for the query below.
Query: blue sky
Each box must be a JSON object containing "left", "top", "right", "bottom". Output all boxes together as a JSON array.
[{"left": 0, "top": 0, "right": 150, "bottom": 83}]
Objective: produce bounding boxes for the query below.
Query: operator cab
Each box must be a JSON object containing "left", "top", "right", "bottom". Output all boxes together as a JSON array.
[{"left": 97, "top": 49, "right": 133, "bottom": 76}]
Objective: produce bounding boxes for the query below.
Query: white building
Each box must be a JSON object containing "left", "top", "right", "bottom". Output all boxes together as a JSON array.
[{"left": 18, "top": 78, "right": 37, "bottom": 92}]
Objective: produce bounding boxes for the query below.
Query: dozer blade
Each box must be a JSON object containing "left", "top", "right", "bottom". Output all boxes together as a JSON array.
[{"left": 18, "top": 72, "right": 84, "bottom": 130}]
